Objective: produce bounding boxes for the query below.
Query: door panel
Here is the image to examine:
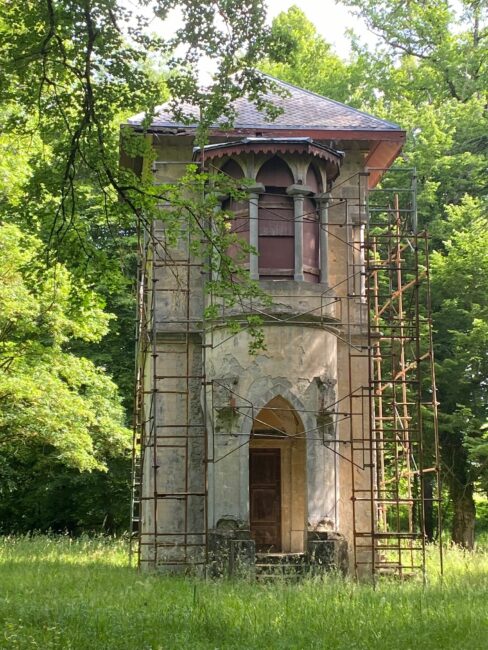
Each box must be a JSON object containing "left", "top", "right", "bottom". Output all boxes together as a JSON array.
[{"left": 249, "top": 448, "right": 281, "bottom": 551}]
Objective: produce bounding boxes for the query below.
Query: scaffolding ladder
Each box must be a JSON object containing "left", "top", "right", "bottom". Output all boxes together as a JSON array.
[{"left": 349, "top": 169, "right": 442, "bottom": 580}]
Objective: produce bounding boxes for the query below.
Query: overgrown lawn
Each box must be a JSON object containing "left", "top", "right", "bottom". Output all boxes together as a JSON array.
[{"left": 1, "top": 536, "right": 487, "bottom": 649}]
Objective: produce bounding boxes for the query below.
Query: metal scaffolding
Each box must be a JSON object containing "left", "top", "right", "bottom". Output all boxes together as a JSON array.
[
  {"left": 350, "top": 169, "right": 443, "bottom": 580},
  {"left": 130, "top": 163, "right": 442, "bottom": 579},
  {"left": 130, "top": 214, "right": 208, "bottom": 571}
]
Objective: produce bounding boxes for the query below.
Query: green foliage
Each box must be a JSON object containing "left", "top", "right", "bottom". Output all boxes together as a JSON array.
[
  {"left": 343, "top": 0, "right": 488, "bottom": 543},
  {"left": 341, "top": 0, "right": 487, "bottom": 102},
  {"left": 0, "top": 223, "right": 131, "bottom": 473},
  {"left": 0, "top": 459, "right": 130, "bottom": 535},
  {"left": 0, "top": 536, "right": 487, "bottom": 648},
  {"left": 473, "top": 492, "right": 488, "bottom": 532},
  {"left": 0, "top": 220, "right": 132, "bottom": 533},
  {"left": 0, "top": 1, "right": 280, "bottom": 534},
  {"left": 0, "top": 0, "right": 485, "bottom": 543},
  {"left": 429, "top": 197, "right": 488, "bottom": 508},
  {"left": 261, "top": 7, "right": 356, "bottom": 103}
]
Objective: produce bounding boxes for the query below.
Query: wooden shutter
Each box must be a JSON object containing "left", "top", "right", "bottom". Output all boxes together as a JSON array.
[{"left": 258, "top": 190, "right": 294, "bottom": 279}]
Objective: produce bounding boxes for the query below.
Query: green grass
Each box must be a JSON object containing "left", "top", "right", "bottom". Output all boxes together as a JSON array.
[{"left": 1, "top": 536, "right": 487, "bottom": 649}]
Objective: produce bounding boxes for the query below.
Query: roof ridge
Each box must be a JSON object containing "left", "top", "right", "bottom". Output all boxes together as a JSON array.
[{"left": 258, "top": 72, "right": 401, "bottom": 131}]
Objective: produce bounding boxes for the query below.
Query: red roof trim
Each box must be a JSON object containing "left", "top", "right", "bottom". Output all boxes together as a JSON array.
[
  {"left": 144, "top": 126, "right": 406, "bottom": 142},
  {"left": 194, "top": 141, "right": 343, "bottom": 164},
  {"left": 365, "top": 141, "right": 404, "bottom": 188},
  {"left": 219, "top": 129, "right": 406, "bottom": 142}
]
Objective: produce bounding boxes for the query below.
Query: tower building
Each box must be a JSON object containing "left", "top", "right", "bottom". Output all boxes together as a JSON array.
[{"left": 128, "top": 76, "right": 441, "bottom": 578}]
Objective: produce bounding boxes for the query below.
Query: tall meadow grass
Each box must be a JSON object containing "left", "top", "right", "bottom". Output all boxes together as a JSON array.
[{"left": 0, "top": 535, "right": 486, "bottom": 649}]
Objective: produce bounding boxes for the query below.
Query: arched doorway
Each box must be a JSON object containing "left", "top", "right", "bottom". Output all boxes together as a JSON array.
[{"left": 249, "top": 396, "right": 307, "bottom": 553}]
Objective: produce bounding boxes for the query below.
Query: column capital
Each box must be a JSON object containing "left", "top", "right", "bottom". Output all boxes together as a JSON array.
[
  {"left": 286, "top": 184, "right": 314, "bottom": 197},
  {"left": 315, "top": 192, "right": 331, "bottom": 204},
  {"left": 245, "top": 182, "right": 265, "bottom": 195}
]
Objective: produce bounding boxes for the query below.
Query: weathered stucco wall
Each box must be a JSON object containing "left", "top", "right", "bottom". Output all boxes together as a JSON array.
[
  {"left": 205, "top": 324, "right": 339, "bottom": 539},
  {"left": 141, "top": 135, "right": 374, "bottom": 574}
]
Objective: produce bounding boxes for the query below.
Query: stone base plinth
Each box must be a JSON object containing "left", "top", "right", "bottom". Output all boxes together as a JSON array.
[
  {"left": 208, "top": 529, "right": 256, "bottom": 578},
  {"left": 307, "top": 531, "right": 348, "bottom": 575}
]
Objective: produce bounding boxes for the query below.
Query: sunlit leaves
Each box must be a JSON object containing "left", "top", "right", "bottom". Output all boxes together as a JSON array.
[{"left": 0, "top": 223, "right": 130, "bottom": 472}]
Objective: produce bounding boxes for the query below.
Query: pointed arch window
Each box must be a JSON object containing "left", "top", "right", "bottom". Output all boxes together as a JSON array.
[
  {"left": 256, "top": 157, "right": 295, "bottom": 280},
  {"left": 218, "top": 155, "right": 326, "bottom": 284}
]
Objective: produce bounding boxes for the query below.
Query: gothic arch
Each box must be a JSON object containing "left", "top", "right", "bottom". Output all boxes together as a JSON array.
[
  {"left": 255, "top": 158, "right": 295, "bottom": 280},
  {"left": 243, "top": 384, "right": 305, "bottom": 435},
  {"left": 252, "top": 395, "right": 303, "bottom": 437},
  {"left": 218, "top": 157, "right": 245, "bottom": 178},
  {"left": 255, "top": 155, "right": 295, "bottom": 186},
  {"left": 242, "top": 384, "right": 310, "bottom": 438}
]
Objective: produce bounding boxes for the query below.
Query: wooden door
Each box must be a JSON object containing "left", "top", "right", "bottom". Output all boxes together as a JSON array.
[{"left": 249, "top": 448, "right": 281, "bottom": 551}]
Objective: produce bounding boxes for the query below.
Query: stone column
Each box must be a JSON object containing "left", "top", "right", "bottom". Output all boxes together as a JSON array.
[
  {"left": 209, "top": 189, "right": 234, "bottom": 283},
  {"left": 247, "top": 182, "right": 265, "bottom": 281},
  {"left": 317, "top": 192, "right": 331, "bottom": 286},
  {"left": 287, "top": 184, "right": 314, "bottom": 283},
  {"left": 294, "top": 194, "right": 304, "bottom": 281},
  {"left": 211, "top": 196, "right": 225, "bottom": 283}
]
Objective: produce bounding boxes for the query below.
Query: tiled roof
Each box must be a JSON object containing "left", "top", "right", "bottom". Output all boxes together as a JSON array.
[{"left": 127, "top": 73, "right": 401, "bottom": 133}]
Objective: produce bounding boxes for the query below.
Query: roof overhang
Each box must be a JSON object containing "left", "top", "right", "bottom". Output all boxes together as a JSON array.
[
  {"left": 364, "top": 140, "right": 405, "bottom": 189},
  {"left": 131, "top": 124, "right": 404, "bottom": 142},
  {"left": 126, "top": 124, "right": 406, "bottom": 189},
  {"left": 205, "top": 128, "right": 405, "bottom": 142}
]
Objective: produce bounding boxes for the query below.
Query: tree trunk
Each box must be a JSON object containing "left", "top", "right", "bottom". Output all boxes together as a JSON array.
[
  {"left": 451, "top": 485, "right": 476, "bottom": 549},
  {"left": 440, "top": 427, "right": 476, "bottom": 549}
]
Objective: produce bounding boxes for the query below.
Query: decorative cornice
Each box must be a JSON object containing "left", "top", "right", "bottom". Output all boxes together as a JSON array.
[{"left": 193, "top": 138, "right": 343, "bottom": 181}]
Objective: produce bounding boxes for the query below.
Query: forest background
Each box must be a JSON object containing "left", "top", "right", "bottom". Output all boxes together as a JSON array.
[{"left": 0, "top": 0, "right": 486, "bottom": 549}]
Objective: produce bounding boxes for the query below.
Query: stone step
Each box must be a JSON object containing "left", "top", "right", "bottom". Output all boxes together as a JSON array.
[
  {"left": 255, "top": 552, "right": 307, "bottom": 565},
  {"left": 255, "top": 553, "right": 309, "bottom": 580}
]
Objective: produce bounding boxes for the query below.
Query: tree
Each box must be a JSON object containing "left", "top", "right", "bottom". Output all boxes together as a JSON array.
[
  {"left": 0, "top": 0, "right": 276, "bottom": 244},
  {"left": 341, "top": 0, "right": 488, "bottom": 546},
  {"left": 260, "top": 7, "right": 357, "bottom": 104},
  {"left": 340, "top": 0, "right": 487, "bottom": 103},
  {"left": 0, "top": 0, "right": 277, "bottom": 335},
  {"left": 0, "top": 222, "right": 132, "bottom": 532},
  {"left": 429, "top": 197, "right": 488, "bottom": 546},
  {"left": 0, "top": 1, "right": 277, "bottom": 533}
]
